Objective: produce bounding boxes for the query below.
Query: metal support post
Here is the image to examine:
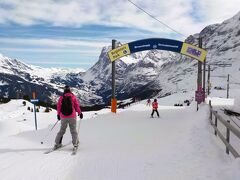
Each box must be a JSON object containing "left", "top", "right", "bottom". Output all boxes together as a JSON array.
[
  {"left": 34, "top": 103, "right": 37, "bottom": 130},
  {"left": 111, "top": 39, "right": 117, "bottom": 113},
  {"left": 203, "top": 57, "right": 206, "bottom": 102},
  {"left": 197, "top": 37, "right": 203, "bottom": 91}
]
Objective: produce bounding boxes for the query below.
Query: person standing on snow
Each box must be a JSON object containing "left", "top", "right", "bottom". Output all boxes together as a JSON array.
[
  {"left": 54, "top": 85, "right": 83, "bottom": 149},
  {"left": 151, "top": 99, "right": 159, "bottom": 118},
  {"left": 147, "top": 99, "right": 151, "bottom": 106}
]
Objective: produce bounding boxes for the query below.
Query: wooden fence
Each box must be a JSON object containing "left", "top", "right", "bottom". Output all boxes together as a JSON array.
[{"left": 209, "top": 100, "right": 240, "bottom": 158}]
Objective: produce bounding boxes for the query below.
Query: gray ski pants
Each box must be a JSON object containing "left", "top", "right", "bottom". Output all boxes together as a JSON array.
[{"left": 55, "top": 118, "right": 79, "bottom": 146}]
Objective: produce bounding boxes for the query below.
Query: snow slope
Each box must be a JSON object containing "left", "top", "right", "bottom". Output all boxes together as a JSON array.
[{"left": 0, "top": 92, "right": 240, "bottom": 180}]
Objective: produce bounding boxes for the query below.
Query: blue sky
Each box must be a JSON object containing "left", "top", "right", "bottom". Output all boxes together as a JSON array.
[
  {"left": 0, "top": 0, "right": 239, "bottom": 70},
  {"left": 0, "top": 24, "right": 157, "bottom": 69}
]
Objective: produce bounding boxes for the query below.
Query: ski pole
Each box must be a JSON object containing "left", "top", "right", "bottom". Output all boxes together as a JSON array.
[
  {"left": 77, "top": 115, "right": 82, "bottom": 144},
  {"left": 41, "top": 120, "right": 59, "bottom": 144},
  {"left": 50, "top": 120, "right": 59, "bottom": 131},
  {"left": 77, "top": 117, "right": 82, "bottom": 134}
]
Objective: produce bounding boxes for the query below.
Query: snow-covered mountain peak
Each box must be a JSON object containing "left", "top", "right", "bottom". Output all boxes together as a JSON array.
[
  {"left": 1, "top": 11, "right": 240, "bottom": 105},
  {"left": 0, "top": 54, "right": 33, "bottom": 74},
  {"left": 78, "top": 9, "right": 240, "bottom": 101},
  {"left": 30, "top": 66, "right": 85, "bottom": 80},
  {"left": 0, "top": 53, "right": 5, "bottom": 59},
  {"left": 0, "top": 53, "right": 85, "bottom": 80}
]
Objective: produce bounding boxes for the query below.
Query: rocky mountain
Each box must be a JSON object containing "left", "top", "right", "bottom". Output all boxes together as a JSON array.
[
  {"left": 152, "top": 11, "right": 240, "bottom": 98},
  {"left": 1, "top": 11, "right": 240, "bottom": 106},
  {"left": 0, "top": 54, "right": 103, "bottom": 106},
  {"left": 80, "top": 11, "right": 240, "bottom": 102},
  {"left": 80, "top": 46, "right": 179, "bottom": 102}
]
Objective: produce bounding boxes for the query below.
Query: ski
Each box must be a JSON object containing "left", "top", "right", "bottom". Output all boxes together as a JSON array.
[
  {"left": 71, "top": 146, "right": 78, "bottom": 155},
  {"left": 44, "top": 148, "right": 58, "bottom": 154},
  {"left": 44, "top": 142, "right": 71, "bottom": 154}
]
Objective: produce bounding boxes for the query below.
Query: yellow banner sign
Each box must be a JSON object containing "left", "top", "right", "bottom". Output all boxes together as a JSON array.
[
  {"left": 108, "top": 44, "right": 131, "bottom": 62},
  {"left": 180, "top": 43, "right": 207, "bottom": 62}
]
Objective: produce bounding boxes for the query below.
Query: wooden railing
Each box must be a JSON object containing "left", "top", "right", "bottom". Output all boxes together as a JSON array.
[{"left": 209, "top": 100, "right": 240, "bottom": 158}]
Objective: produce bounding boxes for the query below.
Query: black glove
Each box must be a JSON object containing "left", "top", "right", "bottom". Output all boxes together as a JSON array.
[
  {"left": 79, "top": 113, "right": 83, "bottom": 119},
  {"left": 57, "top": 115, "right": 61, "bottom": 120}
]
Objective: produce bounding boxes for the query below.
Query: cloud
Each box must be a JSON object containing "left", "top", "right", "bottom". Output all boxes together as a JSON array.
[
  {"left": 0, "top": 37, "right": 109, "bottom": 48},
  {"left": 0, "top": 47, "right": 100, "bottom": 54},
  {"left": 193, "top": 0, "right": 240, "bottom": 24},
  {"left": 1, "top": 0, "right": 239, "bottom": 69},
  {"left": 26, "top": 61, "right": 93, "bottom": 65},
  {"left": 0, "top": 0, "right": 239, "bottom": 37}
]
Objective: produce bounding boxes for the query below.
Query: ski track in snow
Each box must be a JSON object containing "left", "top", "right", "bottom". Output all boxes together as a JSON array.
[
  {"left": 0, "top": 99, "right": 240, "bottom": 180},
  {"left": 68, "top": 106, "right": 235, "bottom": 180}
]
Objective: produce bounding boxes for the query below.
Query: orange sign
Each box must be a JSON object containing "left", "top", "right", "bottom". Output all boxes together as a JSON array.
[
  {"left": 32, "top": 92, "right": 36, "bottom": 99},
  {"left": 111, "top": 98, "right": 117, "bottom": 113}
]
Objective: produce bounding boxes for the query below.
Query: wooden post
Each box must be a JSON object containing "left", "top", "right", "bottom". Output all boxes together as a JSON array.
[
  {"left": 227, "top": 74, "right": 229, "bottom": 99},
  {"left": 207, "top": 65, "right": 210, "bottom": 95},
  {"left": 226, "top": 120, "right": 230, "bottom": 154},
  {"left": 209, "top": 100, "right": 212, "bottom": 121},
  {"left": 215, "top": 111, "right": 218, "bottom": 136}
]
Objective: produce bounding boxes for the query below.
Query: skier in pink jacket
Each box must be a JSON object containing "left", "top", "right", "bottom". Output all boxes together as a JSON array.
[
  {"left": 54, "top": 85, "right": 83, "bottom": 149},
  {"left": 151, "top": 99, "right": 159, "bottom": 118}
]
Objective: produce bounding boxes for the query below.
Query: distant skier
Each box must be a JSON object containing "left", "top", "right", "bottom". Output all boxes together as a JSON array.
[
  {"left": 147, "top": 99, "right": 151, "bottom": 106},
  {"left": 151, "top": 99, "right": 159, "bottom": 118},
  {"left": 54, "top": 85, "right": 83, "bottom": 150}
]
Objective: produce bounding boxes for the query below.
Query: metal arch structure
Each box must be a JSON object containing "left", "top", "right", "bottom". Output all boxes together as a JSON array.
[
  {"left": 108, "top": 38, "right": 207, "bottom": 63},
  {"left": 107, "top": 38, "right": 207, "bottom": 113}
]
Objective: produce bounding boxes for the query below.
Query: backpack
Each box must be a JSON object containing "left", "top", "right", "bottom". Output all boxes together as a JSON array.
[{"left": 61, "top": 95, "right": 73, "bottom": 116}]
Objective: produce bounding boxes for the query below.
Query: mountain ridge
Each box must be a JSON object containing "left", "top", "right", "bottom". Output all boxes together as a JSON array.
[{"left": 1, "top": 11, "right": 240, "bottom": 106}]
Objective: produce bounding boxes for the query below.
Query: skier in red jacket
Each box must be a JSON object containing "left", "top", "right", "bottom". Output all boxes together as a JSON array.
[{"left": 151, "top": 99, "right": 159, "bottom": 118}]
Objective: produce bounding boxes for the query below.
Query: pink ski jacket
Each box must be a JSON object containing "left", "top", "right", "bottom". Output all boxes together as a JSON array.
[
  {"left": 57, "top": 92, "right": 81, "bottom": 119},
  {"left": 152, "top": 102, "right": 158, "bottom": 110}
]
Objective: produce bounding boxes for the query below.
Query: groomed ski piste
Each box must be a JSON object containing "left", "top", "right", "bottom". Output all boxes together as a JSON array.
[{"left": 0, "top": 91, "right": 240, "bottom": 180}]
